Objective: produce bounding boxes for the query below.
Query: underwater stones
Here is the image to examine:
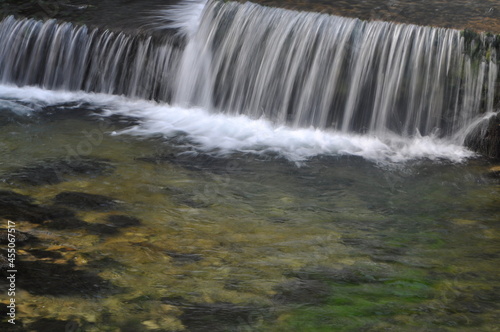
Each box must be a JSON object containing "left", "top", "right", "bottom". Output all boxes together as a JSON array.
[
  {"left": 0, "top": 100, "right": 34, "bottom": 127},
  {"left": 87, "top": 223, "right": 120, "bottom": 236},
  {"left": 15, "top": 258, "right": 116, "bottom": 296},
  {"left": 287, "top": 266, "right": 385, "bottom": 285},
  {"left": 486, "top": 165, "right": 500, "bottom": 178},
  {"left": 274, "top": 278, "right": 331, "bottom": 305},
  {"left": 465, "top": 113, "right": 500, "bottom": 159},
  {"left": 88, "top": 215, "right": 142, "bottom": 236},
  {"left": 27, "top": 249, "right": 64, "bottom": 260},
  {"left": 53, "top": 191, "right": 120, "bottom": 211},
  {"left": 137, "top": 152, "right": 238, "bottom": 174},
  {"left": 0, "top": 190, "right": 42, "bottom": 222},
  {"left": 275, "top": 265, "right": 391, "bottom": 305},
  {"left": 43, "top": 216, "right": 88, "bottom": 230},
  {"left": 341, "top": 236, "right": 408, "bottom": 258},
  {"left": 3, "top": 157, "right": 115, "bottom": 186},
  {"left": 165, "top": 251, "right": 203, "bottom": 264},
  {"left": 0, "top": 190, "right": 129, "bottom": 232},
  {"left": 26, "top": 318, "right": 84, "bottom": 332},
  {"left": 161, "top": 298, "right": 267, "bottom": 332},
  {"left": 443, "top": 287, "right": 500, "bottom": 314},
  {"left": 0, "top": 228, "right": 36, "bottom": 246},
  {"left": 106, "top": 215, "right": 141, "bottom": 227},
  {"left": 0, "top": 190, "right": 80, "bottom": 225},
  {"left": 163, "top": 186, "right": 211, "bottom": 208},
  {"left": 86, "top": 256, "right": 124, "bottom": 270}
]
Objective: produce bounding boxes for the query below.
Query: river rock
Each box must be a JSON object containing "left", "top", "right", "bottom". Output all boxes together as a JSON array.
[
  {"left": 3, "top": 157, "right": 115, "bottom": 186},
  {"left": 106, "top": 215, "right": 141, "bottom": 227},
  {"left": 486, "top": 165, "right": 500, "bottom": 178},
  {"left": 16, "top": 258, "right": 117, "bottom": 296},
  {"left": 161, "top": 297, "right": 268, "bottom": 332},
  {"left": 0, "top": 190, "right": 81, "bottom": 225},
  {"left": 53, "top": 191, "right": 120, "bottom": 211},
  {"left": 465, "top": 113, "right": 500, "bottom": 160}
]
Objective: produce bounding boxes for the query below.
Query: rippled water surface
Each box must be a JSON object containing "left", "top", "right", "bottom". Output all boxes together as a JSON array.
[{"left": 0, "top": 88, "right": 499, "bottom": 331}]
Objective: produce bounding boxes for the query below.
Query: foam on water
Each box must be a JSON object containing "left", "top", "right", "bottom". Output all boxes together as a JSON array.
[{"left": 0, "top": 84, "right": 475, "bottom": 163}]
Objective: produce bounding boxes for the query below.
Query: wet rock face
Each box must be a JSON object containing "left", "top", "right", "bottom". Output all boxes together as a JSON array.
[
  {"left": 465, "top": 114, "right": 500, "bottom": 160},
  {"left": 2, "top": 157, "right": 115, "bottom": 186}
]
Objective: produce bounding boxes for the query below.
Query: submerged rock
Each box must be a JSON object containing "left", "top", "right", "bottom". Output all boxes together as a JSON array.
[
  {"left": 161, "top": 298, "right": 268, "bottom": 332},
  {"left": 275, "top": 265, "right": 391, "bottom": 305},
  {"left": 163, "top": 186, "right": 211, "bottom": 208},
  {"left": 53, "top": 191, "right": 120, "bottom": 211},
  {"left": 286, "top": 266, "right": 385, "bottom": 285},
  {"left": 14, "top": 258, "right": 116, "bottom": 296},
  {"left": 0, "top": 228, "right": 37, "bottom": 246},
  {"left": 165, "top": 251, "right": 203, "bottom": 264},
  {"left": 106, "top": 215, "right": 141, "bottom": 227},
  {"left": 87, "top": 223, "right": 120, "bottom": 236},
  {"left": 0, "top": 190, "right": 82, "bottom": 225},
  {"left": 0, "top": 190, "right": 41, "bottom": 221},
  {"left": 137, "top": 152, "right": 241, "bottom": 174},
  {"left": 274, "top": 279, "right": 331, "bottom": 305},
  {"left": 87, "top": 215, "right": 142, "bottom": 236},
  {"left": 26, "top": 319, "right": 84, "bottom": 332},
  {"left": 43, "top": 216, "right": 88, "bottom": 230},
  {"left": 486, "top": 165, "right": 500, "bottom": 178},
  {"left": 27, "top": 249, "right": 64, "bottom": 260},
  {"left": 3, "top": 157, "right": 115, "bottom": 186}
]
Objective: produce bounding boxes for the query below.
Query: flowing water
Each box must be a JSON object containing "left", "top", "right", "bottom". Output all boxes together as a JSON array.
[{"left": 0, "top": 0, "right": 499, "bottom": 331}]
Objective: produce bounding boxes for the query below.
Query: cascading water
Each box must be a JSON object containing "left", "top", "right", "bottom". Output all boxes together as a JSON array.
[
  {"left": 0, "top": 0, "right": 497, "bottom": 161},
  {"left": 170, "top": 0, "right": 498, "bottom": 137},
  {"left": 0, "top": 16, "right": 182, "bottom": 101}
]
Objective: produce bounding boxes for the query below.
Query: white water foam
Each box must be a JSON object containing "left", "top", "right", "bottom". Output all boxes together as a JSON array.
[{"left": 0, "top": 84, "right": 475, "bottom": 164}]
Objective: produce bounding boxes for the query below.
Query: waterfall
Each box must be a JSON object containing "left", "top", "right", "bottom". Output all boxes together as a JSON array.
[
  {"left": 0, "top": 0, "right": 497, "bottom": 139},
  {"left": 0, "top": 16, "right": 182, "bottom": 101}
]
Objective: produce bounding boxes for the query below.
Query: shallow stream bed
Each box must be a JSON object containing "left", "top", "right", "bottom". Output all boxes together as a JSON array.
[{"left": 0, "top": 90, "right": 499, "bottom": 331}]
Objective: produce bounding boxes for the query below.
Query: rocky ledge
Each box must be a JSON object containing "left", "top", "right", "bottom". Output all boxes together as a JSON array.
[{"left": 465, "top": 113, "right": 500, "bottom": 160}]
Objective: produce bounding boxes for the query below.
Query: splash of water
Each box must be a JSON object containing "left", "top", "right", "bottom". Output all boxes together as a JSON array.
[{"left": 0, "top": 84, "right": 475, "bottom": 163}]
